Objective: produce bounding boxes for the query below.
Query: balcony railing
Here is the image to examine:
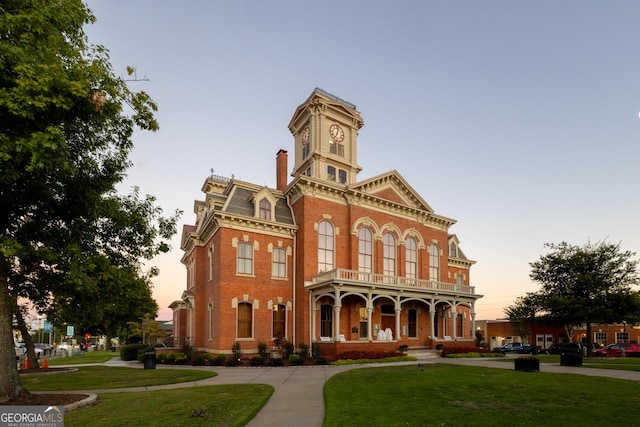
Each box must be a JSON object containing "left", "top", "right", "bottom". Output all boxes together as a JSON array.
[{"left": 310, "top": 268, "right": 477, "bottom": 296}]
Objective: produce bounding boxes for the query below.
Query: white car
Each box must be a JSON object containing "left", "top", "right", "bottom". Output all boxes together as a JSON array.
[{"left": 14, "top": 344, "right": 44, "bottom": 358}]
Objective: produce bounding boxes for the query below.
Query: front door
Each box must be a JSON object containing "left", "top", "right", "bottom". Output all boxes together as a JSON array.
[{"left": 381, "top": 315, "right": 395, "bottom": 340}]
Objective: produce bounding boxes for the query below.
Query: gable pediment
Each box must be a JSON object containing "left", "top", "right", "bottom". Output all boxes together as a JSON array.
[{"left": 350, "top": 170, "right": 434, "bottom": 213}]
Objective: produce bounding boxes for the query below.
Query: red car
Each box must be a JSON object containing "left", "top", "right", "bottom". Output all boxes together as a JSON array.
[{"left": 592, "top": 343, "right": 640, "bottom": 357}]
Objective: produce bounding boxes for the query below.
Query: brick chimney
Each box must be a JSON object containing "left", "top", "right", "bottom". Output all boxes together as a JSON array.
[{"left": 276, "top": 149, "right": 288, "bottom": 191}]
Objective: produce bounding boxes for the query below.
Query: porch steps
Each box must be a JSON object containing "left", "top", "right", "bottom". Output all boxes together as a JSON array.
[{"left": 406, "top": 348, "right": 439, "bottom": 359}]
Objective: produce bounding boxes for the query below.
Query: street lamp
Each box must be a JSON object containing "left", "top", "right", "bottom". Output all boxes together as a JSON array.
[{"left": 623, "top": 321, "right": 627, "bottom": 343}]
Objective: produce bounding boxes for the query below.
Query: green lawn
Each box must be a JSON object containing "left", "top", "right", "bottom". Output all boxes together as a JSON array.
[
  {"left": 324, "top": 364, "right": 640, "bottom": 426},
  {"left": 64, "top": 384, "right": 273, "bottom": 427},
  {"left": 46, "top": 350, "right": 115, "bottom": 365},
  {"left": 22, "top": 366, "right": 216, "bottom": 390}
]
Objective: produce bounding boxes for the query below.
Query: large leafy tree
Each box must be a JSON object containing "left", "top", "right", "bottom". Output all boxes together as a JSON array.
[
  {"left": 507, "top": 241, "right": 640, "bottom": 356},
  {"left": 0, "top": 0, "right": 178, "bottom": 401}
]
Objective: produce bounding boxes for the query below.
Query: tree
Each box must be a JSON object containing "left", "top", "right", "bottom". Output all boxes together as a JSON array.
[
  {"left": 127, "top": 313, "right": 165, "bottom": 345},
  {"left": 509, "top": 241, "right": 640, "bottom": 356},
  {"left": 0, "top": 1, "right": 178, "bottom": 401}
]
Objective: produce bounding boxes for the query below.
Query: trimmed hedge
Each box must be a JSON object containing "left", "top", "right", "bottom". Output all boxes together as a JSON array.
[{"left": 121, "top": 344, "right": 148, "bottom": 361}]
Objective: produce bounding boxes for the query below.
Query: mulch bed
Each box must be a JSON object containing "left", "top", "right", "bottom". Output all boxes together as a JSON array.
[{"left": 1, "top": 367, "right": 91, "bottom": 406}]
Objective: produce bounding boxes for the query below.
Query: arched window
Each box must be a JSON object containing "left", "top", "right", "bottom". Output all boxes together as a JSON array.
[
  {"left": 449, "top": 242, "right": 457, "bottom": 258},
  {"left": 429, "top": 243, "right": 439, "bottom": 281},
  {"left": 405, "top": 237, "right": 417, "bottom": 279},
  {"left": 318, "top": 221, "right": 334, "bottom": 272},
  {"left": 237, "top": 242, "right": 253, "bottom": 275},
  {"left": 383, "top": 233, "right": 396, "bottom": 276},
  {"left": 320, "top": 304, "right": 333, "bottom": 338},
  {"left": 259, "top": 199, "right": 271, "bottom": 220},
  {"left": 237, "top": 302, "right": 252, "bottom": 338},
  {"left": 273, "top": 304, "right": 286, "bottom": 339},
  {"left": 358, "top": 227, "right": 373, "bottom": 273}
]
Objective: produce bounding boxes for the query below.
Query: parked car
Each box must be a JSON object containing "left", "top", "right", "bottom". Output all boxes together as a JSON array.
[
  {"left": 15, "top": 346, "right": 26, "bottom": 358},
  {"left": 547, "top": 343, "right": 584, "bottom": 355},
  {"left": 592, "top": 343, "right": 640, "bottom": 357},
  {"left": 34, "top": 343, "right": 52, "bottom": 356},
  {"left": 495, "top": 342, "right": 534, "bottom": 354}
]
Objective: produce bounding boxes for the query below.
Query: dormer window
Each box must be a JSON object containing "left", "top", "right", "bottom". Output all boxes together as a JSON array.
[
  {"left": 449, "top": 242, "right": 457, "bottom": 258},
  {"left": 259, "top": 199, "right": 271, "bottom": 220}
]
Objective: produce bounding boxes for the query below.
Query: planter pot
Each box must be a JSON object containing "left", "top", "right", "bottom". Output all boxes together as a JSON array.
[
  {"left": 560, "top": 353, "right": 583, "bottom": 367},
  {"left": 514, "top": 358, "right": 540, "bottom": 372}
]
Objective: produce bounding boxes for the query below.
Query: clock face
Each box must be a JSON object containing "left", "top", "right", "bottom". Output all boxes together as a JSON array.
[
  {"left": 301, "top": 126, "right": 310, "bottom": 143},
  {"left": 329, "top": 124, "right": 345, "bottom": 142}
]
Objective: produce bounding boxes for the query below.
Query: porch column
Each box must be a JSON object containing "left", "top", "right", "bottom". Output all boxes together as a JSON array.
[
  {"left": 395, "top": 309, "right": 401, "bottom": 341},
  {"left": 367, "top": 306, "right": 373, "bottom": 341},
  {"left": 429, "top": 309, "right": 435, "bottom": 339},
  {"left": 471, "top": 303, "right": 476, "bottom": 340},
  {"left": 452, "top": 305, "right": 457, "bottom": 339},
  {"left": 334, "top": 305, "right": 341, "bottom": 340},
  {"left": 311, "top": 296, "right": 316, "bottom": 342}
]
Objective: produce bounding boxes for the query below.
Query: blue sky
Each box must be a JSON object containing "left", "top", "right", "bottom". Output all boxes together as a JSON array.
[{"left": 84, "top": 1, "right": 640, "bottom": 320}]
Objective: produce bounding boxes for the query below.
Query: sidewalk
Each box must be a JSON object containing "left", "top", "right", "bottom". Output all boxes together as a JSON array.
[{"left": 66, "top": 356, "right": 640, "bottom": 426}]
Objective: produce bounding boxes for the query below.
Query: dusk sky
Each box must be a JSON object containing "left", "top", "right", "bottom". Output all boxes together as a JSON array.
[{"left": 83, "top": 1, "right": 640, "bottom": 321}]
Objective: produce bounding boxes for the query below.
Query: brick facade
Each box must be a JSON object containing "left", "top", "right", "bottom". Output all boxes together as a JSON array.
[{"left": 171, "top": 89, "right": 482, "bottom": 356}]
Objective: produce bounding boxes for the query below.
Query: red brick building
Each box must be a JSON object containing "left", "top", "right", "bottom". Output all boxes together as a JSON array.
[{"left": 172, "top": 89, "right": 482, "bottom": 357}]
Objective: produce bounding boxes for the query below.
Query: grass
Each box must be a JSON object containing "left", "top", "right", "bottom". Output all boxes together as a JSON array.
[
  {"left": 489, "top": 354, "right": 640, "bottom": 371},
  {"left": 64, "top": 384, "right": 273, "bottom": 427},
  {"left": 46, "top": 350, "right": 115, "bottom": 365},
  {"left": 324, "top": 364, "right": 640, "bottom": 426},
  {"left": 21, "top": 366, "right": 216, "bottom": 390}
]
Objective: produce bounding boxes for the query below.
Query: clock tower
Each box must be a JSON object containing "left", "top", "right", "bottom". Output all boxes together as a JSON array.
[{"left": 287, "top": 88, "right": 364, "bottom": 185}]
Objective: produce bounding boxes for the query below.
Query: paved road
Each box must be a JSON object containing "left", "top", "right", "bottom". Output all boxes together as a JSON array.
[{"left": 65, "top": 356, "right": 640, "bottom": 426}]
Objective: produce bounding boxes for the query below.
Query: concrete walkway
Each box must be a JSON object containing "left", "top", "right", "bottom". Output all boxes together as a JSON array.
[{"left": 62, "top": 356, "right": 640, "bottom": 426}]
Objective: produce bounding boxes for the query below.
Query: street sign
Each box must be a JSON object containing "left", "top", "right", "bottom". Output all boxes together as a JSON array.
[{"left": 66, "top": 326, "right": 74, "bottom": 336}]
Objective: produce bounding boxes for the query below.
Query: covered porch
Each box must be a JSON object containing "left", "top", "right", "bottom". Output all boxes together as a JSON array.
[{"left": 306, "top": 269, "right": 482, "bottom": 357}]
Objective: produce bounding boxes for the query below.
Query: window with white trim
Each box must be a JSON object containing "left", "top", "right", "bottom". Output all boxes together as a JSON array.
[
  {"left": 272, "top": 248, "right": 286, "bottom": 278},
  {"left": 405, "top": 237, "right": 417, "bottom": 279},
  {"left": 237, "top": 242, "right": 253, "bottom": 275},
  {"left": 383, "top": 233, "right": 396, "bottom": 276},
  {"left": 318, "top": 221, "right": 335, "bottom": 272},
  {"left": 237, "top": 302, "right": 253, "bottom": 338},
  {"left": 429, "top": 243, "right": 440, "bottom": 281},
  {"left": 358, "top": 227, "right": 373, "bottom": 273}
]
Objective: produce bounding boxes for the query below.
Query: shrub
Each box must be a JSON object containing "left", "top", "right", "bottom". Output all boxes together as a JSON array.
[
  {"left": 298, "top": 342, "right": 310, "bottom": 359},
  {"left": 156, "top": 353, "right": 167, "bottom": 363},
  {"left": 288, "top": 354, "right": 303, "bottom": 365},
  {"left": 192, "top": 353, "right": 212, "bottom": 366},
  {"left": 251, "top": 355, "right": 263, "bottom": 366},
  {"left": 120, "top": 344, "right": 148, "bottom": 361},
  {"left": 312, "top": 343, "right": 321, "bottom": 360},
  {"left": 211, "top": 353, "right": 227, "bottom": 366},
  {"left": 174, "top": 352, "right": 188, "bottom": 364},
  {"left": 283, "top": 340, "right": 295, "bottom": 359},
  {"left": 336, "top": 350, "right": 391, "bottom": 361},
  {"left": 440, "top": 346, "right": 494, "bottom": 357},
  {"left": 231, "top": 341, "right": 242, "bottom": 362},
  {"left": 257, "top": 341, "right": 268, "bottom": 359}
]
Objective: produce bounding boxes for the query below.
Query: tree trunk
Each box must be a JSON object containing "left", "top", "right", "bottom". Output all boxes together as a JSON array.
[
  {"left": 0, "top": 258, "right": 27, "bottom": 402},
  {"left": 14, "top": 307, "right": 39, "bottom": 370},
  {"left": 586, "top": 322, "right": 592, "bottom": 357}
]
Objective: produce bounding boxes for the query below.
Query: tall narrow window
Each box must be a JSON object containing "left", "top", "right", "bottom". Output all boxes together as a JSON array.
[
  {"left": 358, "top": 227, "right": 373, "bottom": 273},
  {"left": 273, "top": 304, "right": 285, "bottom": 339},
  {"left": 237, "top": 242, "right": 253, "bottom": 275},
  {"left": 327, "top": 166, "right": 336, "bottom": 181},
  {"left": 320, "top": 304, "right": 333, "bottom": 337},
  {"left": 208, "top": 245, "right": 214, "bottom": 281},
  {"left": 429, "top": 243, "right": 439, "bottom": 281},
  {"left": 259, "top": 199, "right": 271, "bottom": 220},
  {"left": 359, "top": 307, "right": 368, "bottom": 338},
  {"left": 408, "top": 309, "right": 417, "bottom": 338},
  {"left": 449, "top": 242, "right": 457, "bottom": 258},
  {"left": 457, "top": 313, "right": 463, "bottom": 337},
  {"left": 237, "top": 302, "right": 252, "bottom": 338},
  {"left": 338, "top": 169, "right": 347, "bottom": 184},
  {"left": 383, "top": 233, "right": 396, "bottom": 276},
  {"left": 405, "top": 237, "right": 417, "bottom": 279},
  {"left": 208, "top": 303, "right": 213, "bottom": 340},
  {"left": 318, "top": 221, "right": 334, "bottom": 272},
  {"left": 272, "top": 248, "right": 286, "bottom": 278}
]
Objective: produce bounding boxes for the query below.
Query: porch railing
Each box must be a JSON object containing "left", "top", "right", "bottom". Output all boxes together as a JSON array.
[{"left": 310, "top": 268, "right": 476, "bottom": 295}]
